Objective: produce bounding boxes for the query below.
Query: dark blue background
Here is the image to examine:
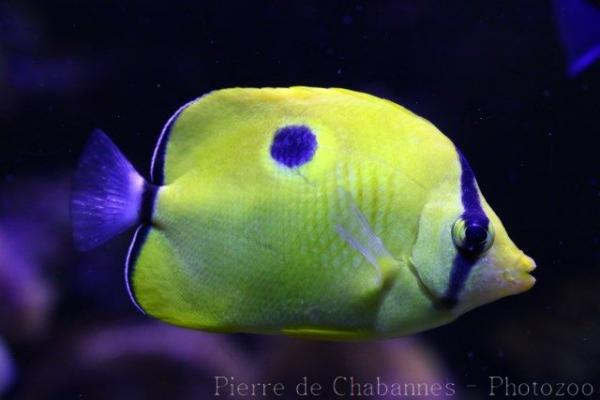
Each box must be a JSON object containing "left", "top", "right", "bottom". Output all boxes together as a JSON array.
[{"left": 0, "top": 1, "right": 598, "bottom": 399}]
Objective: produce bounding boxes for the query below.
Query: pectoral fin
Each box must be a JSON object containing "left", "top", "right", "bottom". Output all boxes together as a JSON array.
[{"left": 334, "top": 188, "right": 399, "bottom": 289}]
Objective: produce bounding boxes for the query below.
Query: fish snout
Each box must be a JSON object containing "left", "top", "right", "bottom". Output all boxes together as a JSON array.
[{"left": 501, "top": 251, "right": 537, "bottom": 293}]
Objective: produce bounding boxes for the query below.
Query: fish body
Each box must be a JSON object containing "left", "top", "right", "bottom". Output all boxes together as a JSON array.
[{"left": 71, "top": 87, "right": 536, "bottom": 339}]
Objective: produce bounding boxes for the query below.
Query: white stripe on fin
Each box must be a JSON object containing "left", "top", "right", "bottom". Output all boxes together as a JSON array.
[{"left": 125, "top": 225, "right": 148, "bottom": 314}]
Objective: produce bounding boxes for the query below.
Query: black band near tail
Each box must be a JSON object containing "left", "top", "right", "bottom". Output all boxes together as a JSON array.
[
  {"left": 125, "top": 224, "right": 151, "bottom": 314},
  {"left": 126, "top": 183, "right": 158, "bottom": 314},
  {"left": 140, "top": 183, "right": 159, "bottom": 224}
]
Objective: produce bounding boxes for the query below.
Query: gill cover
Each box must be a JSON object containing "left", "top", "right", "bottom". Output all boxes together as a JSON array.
[{"left": 412, "top": 149, "right": 536, "bottom": 313}]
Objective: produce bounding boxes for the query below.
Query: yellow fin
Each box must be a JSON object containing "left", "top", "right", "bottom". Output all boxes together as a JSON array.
[
  {"left": 334, "top": 188, "right": 399, "bottom": 289},
  {"left": 281, "top": 326, "right": 371, "bottom": 340}
]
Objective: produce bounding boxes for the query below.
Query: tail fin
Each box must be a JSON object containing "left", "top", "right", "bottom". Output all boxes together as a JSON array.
[{"left": 71, "top": 130, "right": 148, "bottom": 251}]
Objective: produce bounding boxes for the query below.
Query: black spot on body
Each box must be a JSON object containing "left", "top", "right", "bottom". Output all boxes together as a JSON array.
[{"left": 270, "top": 125, "right": 317, "bottom": 168}]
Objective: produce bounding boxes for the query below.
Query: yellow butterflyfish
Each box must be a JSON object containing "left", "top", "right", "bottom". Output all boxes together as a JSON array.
[{"left": 71, "top": 87, "right": 536, "bottom": 339}]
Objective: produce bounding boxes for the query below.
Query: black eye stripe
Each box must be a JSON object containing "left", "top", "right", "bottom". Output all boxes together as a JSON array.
[
  {"left": 443, "top": 149, "right": 492, "bottom": 307},
  {"left": 452, "top": 217, "right": 493, "bottom": 257},
  {"left": 466, "top": 225, "right": 487, "bottom": 240},
  {"left": 464, "top": 222, "right": 491, "bottom": 249}
]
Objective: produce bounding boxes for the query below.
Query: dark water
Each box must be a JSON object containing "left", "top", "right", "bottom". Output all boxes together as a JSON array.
[{"left": 0, "top": 1, "right": 598, "bottom": 399}]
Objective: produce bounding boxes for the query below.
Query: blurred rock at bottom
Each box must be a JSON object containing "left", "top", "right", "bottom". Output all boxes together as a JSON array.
[
  {"left": 0, "top": 337, "right": 15, "bottom": 396},
  {"left": 257, "top": 337, "right": 453, "bottom": 399}
]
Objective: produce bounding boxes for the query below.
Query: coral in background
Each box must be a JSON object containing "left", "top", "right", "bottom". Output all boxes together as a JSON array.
[
  {"left": 21, "top": 323, "right": 254, "bottom": 400},
  {"left": 0, "top": 174, "right": 70, "bottom": 341},
  {"left": 258, "top": 337, "right": 453, "bottom": 399},
  {"left": 0, "top": 338, "right": 15, "bottom": 397}
]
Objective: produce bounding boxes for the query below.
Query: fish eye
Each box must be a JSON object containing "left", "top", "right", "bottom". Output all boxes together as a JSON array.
[{"left": 452, "top": 216, "right": 495, "bottom": 256}]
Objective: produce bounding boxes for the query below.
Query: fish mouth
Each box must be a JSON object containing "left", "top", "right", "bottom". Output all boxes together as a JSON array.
[
  {"left": 517, "top": 252, "right": 537, "bottom": 273},
  {"left": 504, "top": 252, "right": 537, "bottom": 293}
]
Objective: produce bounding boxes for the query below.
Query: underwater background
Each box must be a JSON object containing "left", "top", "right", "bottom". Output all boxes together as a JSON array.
[{"left": 0, "top": 1, "right": 598, "bottom": 399}]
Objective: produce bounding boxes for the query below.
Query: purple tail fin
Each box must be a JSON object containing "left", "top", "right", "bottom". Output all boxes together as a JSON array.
[{"left": 71, "top": 130, "right": 146, "bottom": 251}]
